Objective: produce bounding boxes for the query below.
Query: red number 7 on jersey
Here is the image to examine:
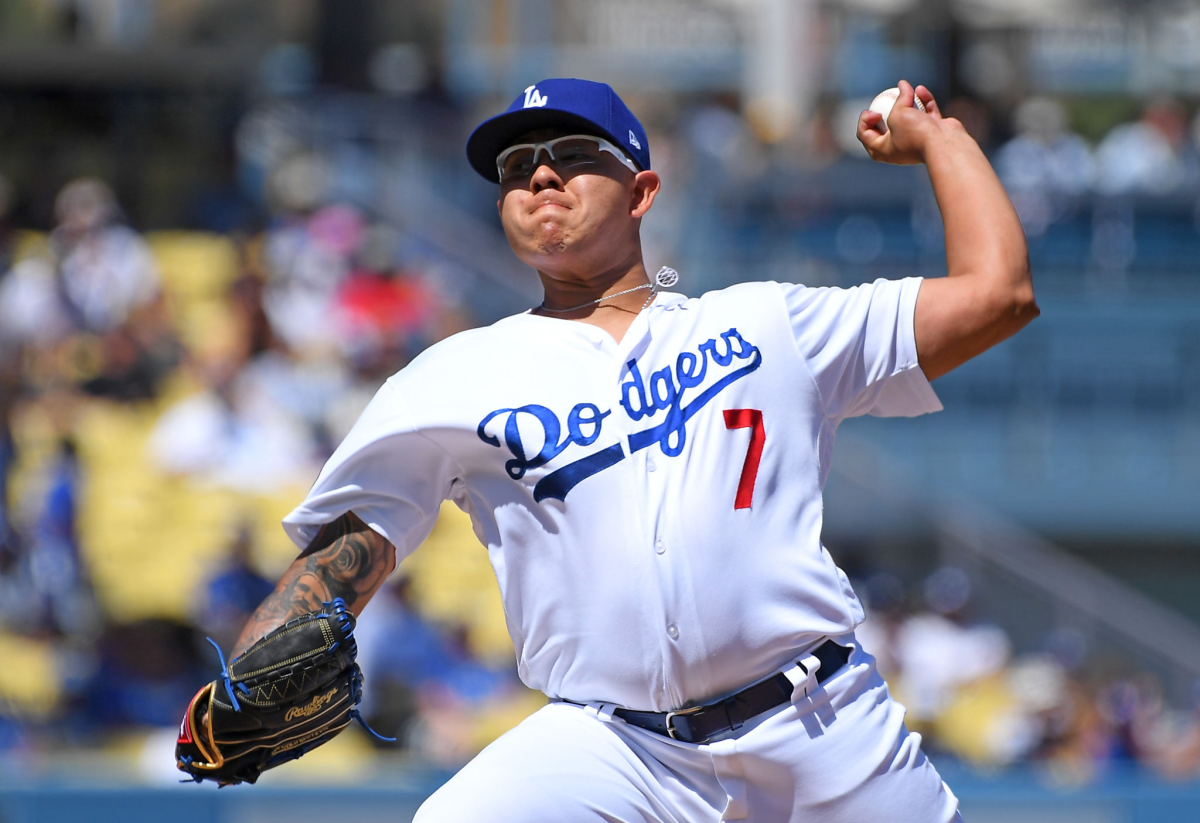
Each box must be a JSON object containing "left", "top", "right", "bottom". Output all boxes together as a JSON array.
[{"left": 723, "top": 409, "right": 765, "bottom": 510}]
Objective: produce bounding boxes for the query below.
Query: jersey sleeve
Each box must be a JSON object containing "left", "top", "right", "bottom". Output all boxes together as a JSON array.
[
  {"left": 282, "top": 379, "right": 458, "bottom": 560},
  {"left": 779, "top": 277, "right": 942, "bottom": 422}
]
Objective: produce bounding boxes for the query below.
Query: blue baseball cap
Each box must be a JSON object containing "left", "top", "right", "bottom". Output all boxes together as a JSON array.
[{"left": 466, "top": 78, "right": 650, "bottom": 183}]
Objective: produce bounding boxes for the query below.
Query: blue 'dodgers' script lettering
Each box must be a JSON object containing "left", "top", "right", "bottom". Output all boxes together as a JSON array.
[
  {"left": 477, "top": 402, "right": 621, "bottom": 503},
  {"left": 477, "top": 328, "right": 762, "bottom": 501},
  {"left": 477, "top": 402, "right": 610, "bottom": 479},
  {"left": 620, "top": 328, "right": 760, "bottom": 456}
]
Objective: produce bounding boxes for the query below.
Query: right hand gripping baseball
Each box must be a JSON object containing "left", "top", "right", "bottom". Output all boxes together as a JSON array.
[
  {"left": 175, "top": 599, "right": 382, "bottom": 786},
  {"left": 857, "top": 80, "right": 941, "bottom": 165}
]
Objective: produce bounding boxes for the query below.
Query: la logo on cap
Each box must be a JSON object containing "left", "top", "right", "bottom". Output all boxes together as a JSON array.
[{"left": 523, "top": 85, "right": 549, "bottom": 108}]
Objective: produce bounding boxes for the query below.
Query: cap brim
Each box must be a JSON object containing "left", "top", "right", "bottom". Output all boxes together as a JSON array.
[{"left": 466, "top": 109, "right": 630, "bottom": 183}]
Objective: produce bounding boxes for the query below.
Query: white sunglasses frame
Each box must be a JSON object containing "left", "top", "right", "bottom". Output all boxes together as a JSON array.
[{"left": 496, "top": 133, "right": 641, "bottom": 182}]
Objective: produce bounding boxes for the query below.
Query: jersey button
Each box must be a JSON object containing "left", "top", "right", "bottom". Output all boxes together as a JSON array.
[
  {"left": 647, "top": 458, "right": 657, "bottom": 472},
  {"left": 666, "top": 623, "right": 679, "bottom": 640},
  {"left": 654, "top": 538, "right": 665, "bottom": 555}
]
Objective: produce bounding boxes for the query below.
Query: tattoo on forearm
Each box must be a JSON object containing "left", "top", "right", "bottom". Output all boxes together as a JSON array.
[{"left": 231, "top": 512, "right": 394, "bottom": 655}]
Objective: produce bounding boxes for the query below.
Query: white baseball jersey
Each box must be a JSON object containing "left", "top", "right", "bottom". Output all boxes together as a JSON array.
[{"left": 283, "top": 278, "right": 941, "bottom": 712}]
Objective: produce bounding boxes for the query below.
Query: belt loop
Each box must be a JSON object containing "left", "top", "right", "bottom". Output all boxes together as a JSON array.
[
  {"left": 783, "top": 652, "right": 822, "bottom": 698},
  {"left": 585, "top": 701, "right": 618, "bottom": 722}
]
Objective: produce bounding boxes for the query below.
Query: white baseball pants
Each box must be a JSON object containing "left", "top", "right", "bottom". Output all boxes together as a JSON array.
[{"left": 414, "top": 639, "right": 962, "bottom": 822}]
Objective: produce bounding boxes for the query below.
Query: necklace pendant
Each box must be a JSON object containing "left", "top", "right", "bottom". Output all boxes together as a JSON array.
[{"left": 655, "top": 266, "right": 679, "bottom": 289}]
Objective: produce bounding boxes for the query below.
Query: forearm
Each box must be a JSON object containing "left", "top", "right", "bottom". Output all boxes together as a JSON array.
[
  {"left": 923, "top": 123, "right": 1031, "bottom": 295},
  {"left": 231, "top": 511, "right": 396, "bottom": 656},
  {"left": 857, "top": 83, "right": 1039, "bottom": 379},
  {"left": 914, "top": 125, "right": 1038, "bottom": 378}
]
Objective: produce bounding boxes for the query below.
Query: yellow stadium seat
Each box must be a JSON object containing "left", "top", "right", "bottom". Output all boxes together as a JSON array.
[
  {"left": 145, "top": 231, "right": 239, "bottom": 305},
  {"left": 401, "top": 502, "right": 514, "bottom": 663},
  {"left": 0, "top": 632, "right": 61, "bottom": 720}
]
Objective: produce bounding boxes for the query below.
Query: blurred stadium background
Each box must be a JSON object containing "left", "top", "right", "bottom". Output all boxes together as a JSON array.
[{"left": 0, "top": 0, "right": 1199, "bottom": 820}]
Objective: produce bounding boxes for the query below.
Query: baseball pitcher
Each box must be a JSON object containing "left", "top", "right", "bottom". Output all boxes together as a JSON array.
[{"left": 179, "top": 78, "right": 1036, "bottom": 821}]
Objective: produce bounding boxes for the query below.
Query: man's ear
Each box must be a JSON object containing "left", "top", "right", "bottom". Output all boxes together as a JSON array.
[{"left": 630, "top": 170, "right": 661, "bottom": 218}]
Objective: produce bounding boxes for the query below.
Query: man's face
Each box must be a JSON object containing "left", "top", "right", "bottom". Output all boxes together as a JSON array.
[{"left": 496, "top": 129, "right": 657, "bottom": 277}]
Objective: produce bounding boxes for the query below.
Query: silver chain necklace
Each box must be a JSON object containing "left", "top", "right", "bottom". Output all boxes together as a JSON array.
[
  {"left": 538, "top": 267, "right": 678, "bottom": 314},
  {"left": 539, "top": 282, "right": 653, "bottom": 314}
]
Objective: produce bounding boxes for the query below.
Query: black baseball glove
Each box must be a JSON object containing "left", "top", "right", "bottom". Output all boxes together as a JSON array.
[{"left": 175, "top": 598, "right": 390, "bottom": 786}]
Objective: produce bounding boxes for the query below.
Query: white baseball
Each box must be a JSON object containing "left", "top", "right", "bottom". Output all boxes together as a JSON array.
[{"left": 868, "top": 87, "right": 926, "bottom": 131}]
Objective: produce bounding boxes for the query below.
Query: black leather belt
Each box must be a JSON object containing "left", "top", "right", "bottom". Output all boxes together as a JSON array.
[{"left": 612, "top": 640, "right": 851, "bottom": 745}]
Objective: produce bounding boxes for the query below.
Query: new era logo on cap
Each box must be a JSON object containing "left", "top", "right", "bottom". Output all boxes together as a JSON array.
[{"left": 466, "top": 78, "right": 651, "bottom": 183}]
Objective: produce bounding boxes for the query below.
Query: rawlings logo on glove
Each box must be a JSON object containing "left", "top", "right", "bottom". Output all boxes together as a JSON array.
[
  {"left": 175, "top": 598, "right": 392, "bottom": 786},
  {"left": 284, "top": 688, "right": 339, "bottom": 722}
]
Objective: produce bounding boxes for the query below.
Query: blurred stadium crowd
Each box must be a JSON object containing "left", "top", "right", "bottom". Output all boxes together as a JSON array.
[
  {"left": 0, "top": 167, "right": 541, "bottom": 771},
  {"left": 1, "top": 0, "right": 1200, "bottom": 789},
  {"left": 851, "top": 564, "right": 1200, "bottom": 781}
]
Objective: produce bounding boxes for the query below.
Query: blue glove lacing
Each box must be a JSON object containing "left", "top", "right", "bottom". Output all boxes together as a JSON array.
[
  {"left": 205, "top": 637, "right": 249, "bottom": 712},
  {"left": 202, "top": 599, "right": 395, "bottom": 742}
]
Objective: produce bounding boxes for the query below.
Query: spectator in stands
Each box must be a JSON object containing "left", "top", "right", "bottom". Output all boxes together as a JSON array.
[
  {"left": 1001, "top": 654, "right": 1074, "bottom": 766},
  {"left": 1157, "top": 681, "right": 1200, "bottom": 779},
  {"left": 1096, "top": 677, "right": 1164, "bottom": 766},
  {"left": 995, "top": 97, "right": 1094, "bottom": 236},
  {"left": 1030, "top": 676, "right": 1110, "bottom": 781},
  {"left": 196, "top": 524, "right": 275, "bottom": 652},
  {"left": 254, "top": 216, "right": 470, "bottom": 457},
  {"left": 0, "top": 178, "right": 177, "bottom": 400},
  {"left": 333, "top": 221, "right": 442, "bottom": 367},
  {"left": 86, "top": 618, "right": 205, "bottom": 728},
  {"left": 226, "top": 248, "right": 348, "bottom": 456},
  {"left": 50, "top": 178, "right": 160, "bottom": 335},
  {"left": 0, "top": 715, "right": 27, "bottom": 754},
  {"left": 353, "top": 575, "right": 444, "bottom": 746},
  {"left": 261, "top": 158, "right": 361, "bottom": 352},
  {"left": 147, "top": 343, "right": 318, "bottom": 492},
  {"left": 77, "top": 295, "right": 182, "bottom": 402},
  {"left": 682, "top": 100, "right": 765, "bottom": 182},
  {"left": 25, "top": 438, "right": 98, "bottom": 640},
  {"left": 893, "top": 566, "right": 1011, "bottom": 726},
  {"left": 997, "top": 98, "right": 1094, "bottom": 196},
  {"left": 852, "top": 570, "right": 907, "bottom": 681},
  {"left": 355, "top": 575, "right": 511, "bottom": 748},
  {"left": 0, "top": 285, "right": 40, "bottom": 637},
  {"left": 227, "top": 252, "right": 277, "bottom": 360},
  {"left": 0, "top": 177, "right": 64, "bottom": 346},
  {"left": 1095, "top": 98, "right": 1197, "bottom": 196},
  {"left": 0, "top": 531, "right": 32, "bottom": 633}
]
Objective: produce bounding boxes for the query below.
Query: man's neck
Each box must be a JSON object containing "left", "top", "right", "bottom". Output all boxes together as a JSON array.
[
  {"left": 537, "top": 258, "right": 650, "bottom": 309},
  {"left": 533, "top": 260, "right": 654, "bottom": 344}
]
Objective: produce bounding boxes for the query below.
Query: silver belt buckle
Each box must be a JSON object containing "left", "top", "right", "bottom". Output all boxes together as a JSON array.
[{"left": 664, "top": 704, "right": 704, "bottom": 741}]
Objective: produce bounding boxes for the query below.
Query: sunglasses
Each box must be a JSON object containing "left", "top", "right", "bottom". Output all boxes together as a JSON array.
[{"left": 496, "top": 134, "right": 641, "bottom": 182}]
